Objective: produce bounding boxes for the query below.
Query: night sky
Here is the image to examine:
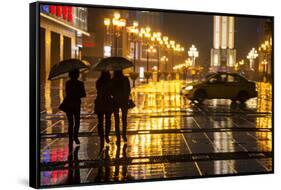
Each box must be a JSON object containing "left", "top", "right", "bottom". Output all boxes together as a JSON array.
[
  {"left": 162, "top": 12, "right": 267, "bottom": 66},
  {"left": 86, "top": 7, "right": 268, "bottom": 66}
]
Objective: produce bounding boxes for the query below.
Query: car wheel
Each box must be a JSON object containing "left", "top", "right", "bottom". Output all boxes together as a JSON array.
[
  {"left": 194, "top": 90, "right": 206, "bottom": 103},
  {"left": 237, "top": 91, "right": 249, "bottom": 103}
]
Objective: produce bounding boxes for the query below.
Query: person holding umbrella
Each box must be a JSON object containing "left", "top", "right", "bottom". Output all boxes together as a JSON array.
[
  {"left": 93, "top": 57, "right": 133, "bottom": 144},
  {"left": 112, "top": 70, "right": 131, "bottom": 143},
  {"left": 48, "top": 59, "right": 89, "bottom": 147},
  {"left": 62, "top": 69, "right": 86, "bottom": 145},
  {"left": 94, "top": 71, "right": 113, "bottom": 153}
]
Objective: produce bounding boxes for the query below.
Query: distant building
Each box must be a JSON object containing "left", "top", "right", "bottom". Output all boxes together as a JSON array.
[{"left": 210, "top": 16, "right": 236, "bottom": 72}]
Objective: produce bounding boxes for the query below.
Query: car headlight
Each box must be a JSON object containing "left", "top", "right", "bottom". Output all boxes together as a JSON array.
[{"left": 185, "top": 86, "right": 193, "bottom": 91}]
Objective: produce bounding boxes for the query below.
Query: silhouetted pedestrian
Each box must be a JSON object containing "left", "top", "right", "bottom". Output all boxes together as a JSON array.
[
  {"left": 94, "top": 71, "right": 113, "bottom": 152},
  {"left": 111, "top": 70, "right": 131, "bottom": 143},
  {"left": 59, "top": 69, "right": 86, "bottom": 146}
]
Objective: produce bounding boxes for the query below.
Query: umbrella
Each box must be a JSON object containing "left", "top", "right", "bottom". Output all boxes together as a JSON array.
[
  {"left": 93, "top": 57, "right": 133, "bottom": 71},
  {"left": 48, "top": 59, "right": 90, "bottom": 80}
]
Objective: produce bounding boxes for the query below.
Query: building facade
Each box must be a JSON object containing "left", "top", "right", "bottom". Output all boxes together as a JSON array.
[
  {"left": 40, "top": 5, "right": 89, "bottom": 81},
  {"left": 210, "top": 16, "right": 236, "bottom": 72}
]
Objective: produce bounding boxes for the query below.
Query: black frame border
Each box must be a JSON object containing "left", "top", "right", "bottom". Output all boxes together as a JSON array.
[{"left": 29, "top": 1, "right": 274, "bottom": 189}]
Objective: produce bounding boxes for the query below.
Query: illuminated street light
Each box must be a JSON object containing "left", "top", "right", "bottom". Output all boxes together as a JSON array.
[
  {"left": 247, "top": 48, "right": 258, "bottom": 70},
  {"left": 104, "top": 18, "right": 111, "bottom": 27},
  {"left": 185, "top": 58, "right": 192, "bottom": 67},
  {"left": 133, "top": 21, "right": 139, "bottom": 27},
  {"left": 239, "top": 60, "right": 245, "bottom": 66},
  {"left": 188, "top": 45, "right": 199, "bottom": 66},
  {"left": 259, "top": 39, "right": 272, "bottom": 81},
  {"left": 161, "top": 56, "right": 169, "bottom": 73},
  {"left": 114, "top": 12, "right": 120, "bottom": 19},
  {"left": 103, "top": 12, "right": 126, "bottom": 56},
  {"left": 127, "top": 21, "right": 141, "bottom": 87},
  {"left": 145, "top": 45, "right": 157, "bottom": 83}
]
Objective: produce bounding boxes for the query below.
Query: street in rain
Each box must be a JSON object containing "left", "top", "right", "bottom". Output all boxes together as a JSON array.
[{"left": 39, "top": 4, "right": 272, "bottom": 186}]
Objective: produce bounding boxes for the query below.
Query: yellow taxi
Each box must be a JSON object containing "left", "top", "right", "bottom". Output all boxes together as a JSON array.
[{"left": 181, "top": 72, "right": 257, "bottom": 103}]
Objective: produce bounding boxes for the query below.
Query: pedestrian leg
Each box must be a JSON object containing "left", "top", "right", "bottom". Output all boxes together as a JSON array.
[
  {"left": 97, "top": 113, "right": 105, "bottom": 152},
  {"left": 114, "top": 107, "right": 121, "bottom": 143},
  {"left": 105, "top": 113, "right": 112, "bottom": 143},
  {"left": 66, "top": 112, "right": 74, "bottom": 148},
  {"left": 121, "top": 107, "right": 128, "bottom": 142},
  {"left": 73, "top": 110, "right": 81, "bottom": 144}
]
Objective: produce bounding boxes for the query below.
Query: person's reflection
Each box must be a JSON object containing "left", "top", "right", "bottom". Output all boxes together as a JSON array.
[
  {"left": 104, "top": 146, "right": 110, "bottom": 182},
  {"left": 114, "top": 143, "right": 128, "bottom": 181},
  {"left": 114, "top": 143, "right": 121, "bottom": 180},
  {"left": 66, "top": 146, "right": 81, "bottom": 185},
  {"left": 121, "top": 144, "right": 128, "bottom": 180},
  {"left": 95, "top": 145, "right": 110, "bottom": 182}
]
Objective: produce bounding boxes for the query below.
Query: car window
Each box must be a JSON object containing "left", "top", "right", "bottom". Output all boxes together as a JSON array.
[
  {"left": 227, "top": 75, "right": 240, "bottom": 83},
  {"left": 208, "top": 76, "right": 218, "bottom": 83},
  {"left": 208, "top": 74, "right": 227, "bottom": 83},
  {"left": 220, "top": 74, "right": 227, "bottom": 82}
]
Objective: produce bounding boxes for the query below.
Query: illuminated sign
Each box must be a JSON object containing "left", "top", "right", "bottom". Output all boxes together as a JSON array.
[{"left": 41, "top": 5, "right": 73, "bottom": 23}]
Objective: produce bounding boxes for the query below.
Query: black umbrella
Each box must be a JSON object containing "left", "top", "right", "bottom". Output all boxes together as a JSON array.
[
  {"left": 48, "top": 59, "right": 90, "bottom": 80},
  {"left": 93, "top": 57, "right": 133, "bottom": 71}
]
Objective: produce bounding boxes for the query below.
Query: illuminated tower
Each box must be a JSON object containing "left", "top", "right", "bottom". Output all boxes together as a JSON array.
[{"left": 210, "top": 16, "right": 236, "bottom": 71}]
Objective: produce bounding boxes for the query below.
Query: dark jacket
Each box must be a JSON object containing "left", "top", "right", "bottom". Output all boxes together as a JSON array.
[
  {"left": 94, "top": 78, "right": 113, "bottom": 113},
  {"left": 111, "top": 76, "right": 131, "bottom": 108},
  {"left": 60, "top": 80, "right": 86, "bottom": 113}
]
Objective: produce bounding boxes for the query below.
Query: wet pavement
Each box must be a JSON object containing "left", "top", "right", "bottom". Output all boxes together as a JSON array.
[{"left": 40, "top": 72, "right": 272, "bottom": 187}]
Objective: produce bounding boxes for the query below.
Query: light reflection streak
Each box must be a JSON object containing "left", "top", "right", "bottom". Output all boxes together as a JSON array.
[{"left": 131, "top": 81, "right": 188, "bottom": 114}]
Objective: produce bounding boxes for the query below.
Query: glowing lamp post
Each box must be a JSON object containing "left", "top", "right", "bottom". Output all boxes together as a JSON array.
[
  {"left": 104, "top": 12, "right": 126, "bottom": 56},
  {"left": 188, "top": 45, "right": 199, "bottom": 67},
  {"left": 247, "top": 48, "right": 258, "bottom": 71},
  {"left": 161, "top": 55, "right": 169, "bottom": 74}
]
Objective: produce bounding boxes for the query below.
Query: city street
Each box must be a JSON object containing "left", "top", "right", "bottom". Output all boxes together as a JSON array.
[{"left": 39, "top": 72, "right": 272, "bottom": 186}]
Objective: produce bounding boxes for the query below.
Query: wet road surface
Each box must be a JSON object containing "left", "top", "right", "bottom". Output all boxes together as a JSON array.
[{"left": 40, "top": 73, "right": 272, "bottom": 186}]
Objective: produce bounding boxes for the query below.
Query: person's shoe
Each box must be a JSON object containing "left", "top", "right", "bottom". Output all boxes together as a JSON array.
[{"left": 74, "top": 137, "right": 80, "bottom": 144}]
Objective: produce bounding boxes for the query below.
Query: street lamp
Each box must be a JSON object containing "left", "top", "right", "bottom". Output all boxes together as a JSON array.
[
  {"left": 147, "top": 46, "right": 157, "bottom": 69},
  {"left": 127, "top": 21, "right": 140, "bottom": 87},
  {"left": 261, "top": 59, "right": 268, "bottom": 73},
  {"left": 188, "top": 45, "right": 199, "bottom": 67},
  {"left": 127, "top": 21, "right": 139, "bottom": 71},
  {"left": 247, "top": 48, "right": 258, "bottom": 71},
  {"left": 184, "top": 58, "right": 192, "bottom": 80},
  {"left": 259, "top": 39, "right": 272, "bottom": 81},
  {"left": 144, "top": 45, "right": 157, "bottom": 83},
  {"left": 103, "top": 12, "right": 126, "bottom": 56},
  {"left": 161, "top": 56, "right": 169, "bottom": 74},
  {"left": 151, "top": 32, "right": 163, "bottom": 81}
]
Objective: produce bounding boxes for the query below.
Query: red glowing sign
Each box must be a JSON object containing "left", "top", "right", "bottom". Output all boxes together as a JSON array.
[
  {"left": 82, "top": 42, "right": 96, "bottom": 47},
  {"left": 47, "top": 5, "right": 73, "bottom": 23}
]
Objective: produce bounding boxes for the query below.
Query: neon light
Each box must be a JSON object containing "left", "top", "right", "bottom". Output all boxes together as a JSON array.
[
  {"left": 50, "top": 5, "right": 56, "bottom": 14},
  {"left": 68, "top": 6, "right": 73, "bottom": 23},
  {"left": 56, "top": 6, "right": 62, "bottom": 17},
  {"left": 42, "top": 5, "right": 49, "bottom": 13},
  {"left": 62, "top": 6, "right": 67, "bottom": 20}
]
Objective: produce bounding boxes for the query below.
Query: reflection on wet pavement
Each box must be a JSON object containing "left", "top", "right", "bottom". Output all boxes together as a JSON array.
[{"left": 40, "top": 75, "right": 272, "bottom": 187}]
